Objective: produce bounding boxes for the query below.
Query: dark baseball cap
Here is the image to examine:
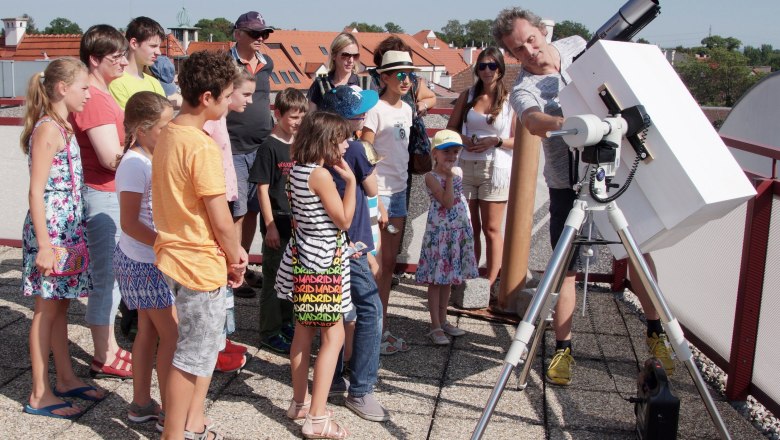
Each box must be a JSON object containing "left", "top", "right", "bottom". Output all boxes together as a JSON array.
[{"left": 234, "top": 11, "right": 274, "bottom": 33}]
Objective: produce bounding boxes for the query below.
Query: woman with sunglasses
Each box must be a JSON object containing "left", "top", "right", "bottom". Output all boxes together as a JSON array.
[
  {"left": 307, "top": 32, "right": 363, "bottom": 111},
  {"left": 69, "top": 25, "right": 134, "bottom": 379},
  {"left": 446, "top": 47, "right": 515, "bottom": 294},
  {"left": 361, "top": 51, "right": 419, "bottom": 355}
]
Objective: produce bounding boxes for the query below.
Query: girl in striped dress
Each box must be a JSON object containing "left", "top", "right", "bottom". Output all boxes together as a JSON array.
[{"left": 275, "top": 112, "right": 354, "bottom": 439}]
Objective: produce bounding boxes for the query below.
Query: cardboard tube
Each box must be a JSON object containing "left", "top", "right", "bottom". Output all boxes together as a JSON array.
[{"left": 497, "top": 120, "right": 541, "bottom": 311}]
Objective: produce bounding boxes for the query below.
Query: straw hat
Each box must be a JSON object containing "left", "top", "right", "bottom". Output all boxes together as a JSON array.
[{"left": 376, "top": 50, "right": 420, "bottom": 73}]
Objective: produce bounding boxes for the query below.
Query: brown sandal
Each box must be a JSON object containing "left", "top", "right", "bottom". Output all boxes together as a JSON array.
[{"left": 302, "top": 413, "right": 348, "bottom": 439}]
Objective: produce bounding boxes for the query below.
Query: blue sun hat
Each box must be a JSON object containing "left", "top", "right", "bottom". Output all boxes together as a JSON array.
[
  {"left": 150, "top": 55, "right": 177, "bottom": 96},
  {"left": 321, "top": 85, "right": 379, "bottom": 118},
  {"left": 433, "top": 129, "right": 465, "bottom": 149}
]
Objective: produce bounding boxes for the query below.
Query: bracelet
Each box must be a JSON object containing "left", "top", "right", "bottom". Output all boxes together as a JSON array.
[{"left": 495, "top": 138, "right": 503, "bottom": 148}]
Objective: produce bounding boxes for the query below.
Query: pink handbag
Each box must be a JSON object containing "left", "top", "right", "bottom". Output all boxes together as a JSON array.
[{"left": 51, "top": 241, "right": 89, "bottom": 276}]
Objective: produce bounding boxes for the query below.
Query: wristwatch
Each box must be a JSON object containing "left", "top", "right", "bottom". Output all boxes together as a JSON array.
[{"left": 495, "top": 138, "right": 503, "bottom": 148}]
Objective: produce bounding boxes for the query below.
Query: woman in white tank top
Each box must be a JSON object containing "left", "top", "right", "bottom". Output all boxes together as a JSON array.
[{"left": 446, "top": 47, "right": 516, "bottom": 292}]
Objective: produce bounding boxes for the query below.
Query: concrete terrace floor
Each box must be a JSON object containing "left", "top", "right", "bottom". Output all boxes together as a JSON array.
[{"left": 0, "top": 246, "right": 764, "bottom": 439}]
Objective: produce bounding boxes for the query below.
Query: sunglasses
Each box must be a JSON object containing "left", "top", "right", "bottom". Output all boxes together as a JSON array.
[
  {"left": 243, "top": 29, "right": 271, "bottom": 40},
  {"left": 340, "top": 52, "right": 360, "bottom": 60},
  {"left": 394, "top": 71, "right": 417, "bottom": 82},
  {"left": 478, "top": 62, "right": 499, "bottom": 71}
]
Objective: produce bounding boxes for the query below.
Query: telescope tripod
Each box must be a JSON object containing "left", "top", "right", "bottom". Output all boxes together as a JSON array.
[{"left": 471, "top": 198, "right": 731, "bottom": 440}]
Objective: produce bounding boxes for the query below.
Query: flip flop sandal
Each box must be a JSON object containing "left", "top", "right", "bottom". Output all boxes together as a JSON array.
[
  {"left": 53, "top": 385, "right": 106, "bottom": 402},
  {"left": 90, "top": 357, "right": 133, "bottom": 379},
  {"left": 23, "top": 401, "right": 82, "bottom": 420}
]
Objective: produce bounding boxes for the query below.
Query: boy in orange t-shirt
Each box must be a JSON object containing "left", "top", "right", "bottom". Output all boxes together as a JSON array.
[{"left": 152, "top": 51, "right": 246, "bottom": 440}]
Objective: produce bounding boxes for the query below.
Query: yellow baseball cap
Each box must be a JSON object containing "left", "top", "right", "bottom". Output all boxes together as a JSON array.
[{"left": 433, "top": 129, "right": 465, "bottom": 150}]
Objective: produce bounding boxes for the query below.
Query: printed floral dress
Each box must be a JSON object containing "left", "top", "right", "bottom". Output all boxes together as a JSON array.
[
  {"left": 415, "top": 171, "right": 479, "bottom": 285},
  {"left": 22, "top": 118, "right": 91, "bottom": 299}
]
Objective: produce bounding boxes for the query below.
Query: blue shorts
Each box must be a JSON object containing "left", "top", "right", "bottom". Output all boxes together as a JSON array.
[
  {"left": 379, "top": 191, "right": 407, "bottom": 219},
  {"left": 231, "top": 151, "right": 260, "bottom": 217}
]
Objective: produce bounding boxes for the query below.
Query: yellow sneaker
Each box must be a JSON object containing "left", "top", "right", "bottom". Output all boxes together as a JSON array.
[
  {"left": 546, "top": 347, "right": 575, "bottom": 386},
  {"left": 647, "top": 332, "right": 675, "bottom": 375}
]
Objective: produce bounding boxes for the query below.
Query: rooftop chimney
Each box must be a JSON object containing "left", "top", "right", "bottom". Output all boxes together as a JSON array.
[{"left": 2, "top": 17, "right": 29, "bottom": 47}]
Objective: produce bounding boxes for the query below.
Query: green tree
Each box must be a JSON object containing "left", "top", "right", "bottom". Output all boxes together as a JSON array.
[
  {"left": 23, "top": 13, "right": 39, "bottom": 34},
  {"left": 384, "top": 22, "right": 404, "bottom": 34},
  {"left": 438, "top": 19, "right": 465, "bottom": 47},
  {"left": 464, "top": 19, "right": 493, "bottom": 47},
  {"left": 195, "top": 17, "right": 233, "bottom": 42},
  {"left": 552, "top": 20, "right": 591, "bottom": 41},
  {"left": 676, "top": 47, "right": 761, "bottom": 106},
  {"left": 743, "top": 44, "right": 779, "bottom": 70},
  {"left": 701, "top": 35, "right": 741, "bottom": 51},
  {"left": 347, "top": 22, "right": 384, "bottom": 33},
  {"left": 636, "top": 37, "right": 650, "bottom": 44},
  {"left": 43, "top": 17, "right": 81, "bottom": 35}
]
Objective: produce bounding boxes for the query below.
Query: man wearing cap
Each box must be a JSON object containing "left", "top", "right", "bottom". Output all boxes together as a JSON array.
[
  {"left": 227, "top": 11, "right": 276, "bottom": 297},
  {"left": 321, "top": 85, "right": 391, "bottom": 422},
  {"left": 492, "top": 7, "right": 674, "bottom": 386}
]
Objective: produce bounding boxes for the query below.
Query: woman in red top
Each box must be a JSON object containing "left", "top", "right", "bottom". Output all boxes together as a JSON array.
[{"left": 69, "top": 24, "right": 133, "bottom": 379}]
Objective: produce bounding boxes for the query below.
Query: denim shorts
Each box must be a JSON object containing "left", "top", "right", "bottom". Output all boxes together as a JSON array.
[
  {"left": 231, "top": 151, "right": 260, "bottom": 217},
  {"left": 83, "top": 186, "right": 122, "bottom": 326},
  {"left": 379, "top": 191, "right": 407, "bottom": 219},
  {"left": 165, "top": 275, "right": 227, "bottom": 377}
]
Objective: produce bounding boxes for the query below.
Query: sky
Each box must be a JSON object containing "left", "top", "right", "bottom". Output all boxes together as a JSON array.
[{"left": 14, "top": 0, "right": 780, "bottom": 49}]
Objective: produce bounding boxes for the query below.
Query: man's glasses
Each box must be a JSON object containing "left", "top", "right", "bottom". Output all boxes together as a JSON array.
[
  {"left": 243, "top": 29, "right": 271, "bottom": 40},
  {"left": 104, "top": 50, "right": 128, "bottom": 65},
  {"left": 394, "top": 71, "right": 417, "bottom": 82},
  {"left": 340, "top": 52, "right": 360, "bottom": 60},
  {"left": 478, "top": 62, "right": 499, "bottom": 71}
]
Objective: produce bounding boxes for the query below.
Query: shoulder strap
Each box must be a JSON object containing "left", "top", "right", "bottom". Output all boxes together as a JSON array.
[{"left": 36, "top": 117, "right": 77, "bottom": 193}]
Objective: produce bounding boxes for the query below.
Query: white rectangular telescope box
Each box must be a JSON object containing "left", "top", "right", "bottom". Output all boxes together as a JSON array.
[{"left": 558, "top": 40, "right": 756, "bottom": 259}]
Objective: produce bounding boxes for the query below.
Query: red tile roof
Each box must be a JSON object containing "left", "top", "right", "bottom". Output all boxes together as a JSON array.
[
  {"left": 0, "top": 33, "right": 188, "bottom": 61},
  {"left": 161, "top": 34, "right": 186, "bottom": 58},
  {"left": 3, "top": 34, "right": 81, "bottom": 61},
  {"left": 264, "top": 43, "right": 310, "bottom": 92},
  {"left": 186, "top": 41, "right": 233, "bottom": 55}
]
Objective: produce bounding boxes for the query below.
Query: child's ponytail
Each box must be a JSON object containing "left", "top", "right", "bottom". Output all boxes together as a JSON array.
[{"left": 20, "top": 57, "right": 87, "bottom": 154}]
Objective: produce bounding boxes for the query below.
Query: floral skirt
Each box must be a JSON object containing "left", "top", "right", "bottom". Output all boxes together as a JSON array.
[{"left": 415, "top": 226, "right": 479, "bottom": 285}]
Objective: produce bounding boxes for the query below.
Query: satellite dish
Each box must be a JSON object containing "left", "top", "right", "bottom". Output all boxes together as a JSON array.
[{"left": 719, "top": 71, "right": 780, "bottom": 177}]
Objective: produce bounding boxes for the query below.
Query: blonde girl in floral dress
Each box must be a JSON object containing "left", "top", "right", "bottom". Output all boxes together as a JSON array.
[
  {"left": 21, "top": 57, "right": 107, "bottom": 419},
  {"left": 415, "top": 130, "right": 478, "bottom": 345}
]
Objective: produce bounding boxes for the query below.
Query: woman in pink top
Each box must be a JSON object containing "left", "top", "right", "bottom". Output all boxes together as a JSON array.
[{"left": 69, "top": 24, "right": 133, "bottom": 379}]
